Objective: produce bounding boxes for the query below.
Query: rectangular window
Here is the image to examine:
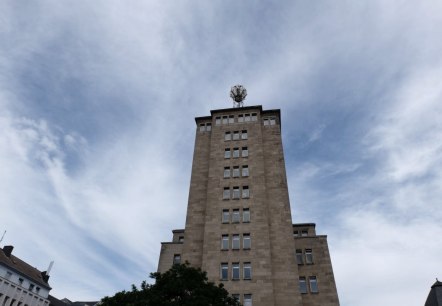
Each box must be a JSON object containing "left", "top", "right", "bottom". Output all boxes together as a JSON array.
[
  {"left": 242, "top": 147, "right": 248, "bottom": 157},
  {"left": 263, "top": 118, "right": 269, "bottom": 126},
  {"left": 233, "top": 147, "right": 240, "bottom": 158},
  {"left": 224, "top": 148, "right": 231, "bottom": 159},
  {"left": 243, "top": 208, "right": 250, "bottom": 222},
  {"left": 242, "top": 165, "right": 249, "bottom": 177},
  {"left": 224, "top": 167, "right": 231, "bottom": 178},
  {"left": 179, "top": 236, "right": 184, "bottom": 242},
  {"left": 293, "top": 230, "right": 299, "bottom": 237},
  {"left": 221, "top": 263, "right": 228, "bottom": 280},
  {"left": 301, "top": 230, "right": 308, "bottom": 237},
  {"left": 270, "top": 117, "right": 276, "bottom": 125},
  {"left": 173, "top": 254, "right": 181, "bottom": 265},
  {"left": 238, "top": 114, "right": 244, "bottom": 122},
  {"left": 232, "top": 209, "right": 240, "bottom": 223},
  {"left": 222, "top": 209, "right": 230, "bottom": 223},
  {"left": 296, "top": 250, "right": 303, "bottom": 265},
  {"left": 206, "top": 123, "right": 211, "bottom": 131},
  {"left": 215, "top": 117, "right": 221, "bottom": 125},
  {"left": 222, "top": 116, "right": 228, "bottom": 124},
  {"left": 232, "top": 187, "right": 240, "bottom": 199},
  {"left": 241, "top": 130, "right": 248, "bottom": 139},
  {"left": 243, "top": 262, "right": 252, "bottom": 279},
  {"left": 232, "top": 263, "right": 240, "bottom": 280},
  {"left": 232, "top": 235, "right": 240, "bottom": 250},
  {"left": 5, "top": 271, "right": 12, "bottom": 279},
  {"left": 299, "top": 277, "right": 308, "bottom": 294},
  {"left": 309, "top": 276, "right": 318, "bottom": 293},
  {"left": 233, "top": 131, "right": 240, "bottom": 140},
  {"left": 245, "top": 114, "right": 251, "bottom": 122},
  {"left": 251, "top": 113, "right": 257, "bottom": 121},
  {"left": 305, "top": 249, "right": 313, "bottom": 264},
  {"left": 29, "top": 284, "right": 35, "bottom": 291},
  {"left": 221, "top": 235, "right": 229, "bottom": 250},
  {"left": 199, "top": 124, "right": 205, "bottom": 132},
  {"left": 229, "top": 115, "right": 234, "bottom": 124},
  {"left": 223, "top": 188, "right": 230, "bottom": 200},
  {"left": 225, "top": 132, "right": 231, "bottom": 141},
  {"left": 233, "top": 166, "right": 240, "bottom": 178},
  {"left": 243, "top": 234, "right": 251, "bottom": 249},
  {"left": 242, "top": 186, "right": 250, "bottom": 198},
  {"left": 244, "top": 294, "right": 252, "bottom": 306}
]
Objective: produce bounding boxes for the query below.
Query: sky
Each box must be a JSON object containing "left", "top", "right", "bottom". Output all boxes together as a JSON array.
[{"left": 1, "top": 1, "right": 441, "bottom": 305}]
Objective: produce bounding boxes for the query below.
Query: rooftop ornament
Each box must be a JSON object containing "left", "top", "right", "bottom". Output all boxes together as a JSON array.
[{"left": 230, "top": 85, "right": 247, "bottom": 108}]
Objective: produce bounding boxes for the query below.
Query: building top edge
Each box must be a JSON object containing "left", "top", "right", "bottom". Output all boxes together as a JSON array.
[
  {"left": 292, "top": 223, "right": 316, "bottom": 227},
  {"left": 172, "top": 229, "right": 185, "bottom": 233},
  {"left": 194, "top": 106, "right": 281, "bottom": 122},
  {"left": 161, "top": 242, "right": 183, "bottom": 245}
]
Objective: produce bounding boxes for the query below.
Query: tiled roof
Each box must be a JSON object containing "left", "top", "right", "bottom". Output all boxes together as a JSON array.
[
  {"left": 0, "top": 246, "right": 51, "bottom": 289},
  {"left": 425, "top": 280, "right": 442, "bottom": 306}
]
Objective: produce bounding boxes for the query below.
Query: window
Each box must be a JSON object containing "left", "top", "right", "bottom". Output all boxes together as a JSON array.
[
  {"left": 224, "top": 148, "right": 231, "bottom": 159},
  {"left": 222, "top": 209, "right": 230, "bottom": 223},
  {"left": 206, "top": 123, "right": 211, "bottom": 131},
  {"left": 242, "top": 165, "right": 249, "bottom": 177},
  {"left": 238, "top": 114, "right": 244, "bottom": 122},
  {"left": 296, "top": 250, "right": 303, "bottom": 265},
  {"left": 29, "top": 284, "right": 35, "bottom": 291},
  {"left": 199, "top": 124, "right": 205, "bottom": 132},
  {"left": 293, "top": 230, "right": 299, "bottom": 237},
  {"left": 309, "top": 276, "right": 318, "bottom": 293},
  {"left": 243, "top": 262, "right": 252, "bottom": 279},
  {"left": 299, "top": 277, "right": 307, "bottom": 294},
  {"left": 233, "top": 166, "right": 240, "bottom": 178},
  {"left": 179, "top": 236, "right": 184, "bottom": 242},
  {"left": 243, "top": 208, "right": 250, "bottom": 222},
  {"left": 241, "top": 130, "right": 248, "bottom": 139},
  {"left": 221, "top": 235, "right": 229, "bottom": 250},
  {"left": 229, "top": 115, "right": 234, "bottom": 124},
  {"left": 223, "top": 188, "right": 230, "bottom": 200},
  {"left": 232, "top": 263, "right": 240, "bottom": 280},
  {"left": 305, "top": 249, "right": 313, "bottom": 264},
  {"left": 244, "top": 294, "right": 252, "bottom": 306},
  {"left": 242, "top": 147, "right": 248, "bottom": 157},
  {"left": 224, "top": 167, "right": 231, "bottom": 178},
  {"left": 243, "top": 234, "right": 251, "bottom": 249},
  {"left": 173, "top": 254, "right": 181, "bottom": 265},
  {"left": 251, "top": 113, "right": 257, "bottom": 121},
  {"left": 232, "top": 234, "right": 240, "bottom": 250},
  {"left": 245, "top": 114, "right": 251, "bottom": 122},
  {"left": 233, "top": 147, "right": 240, "bottom": 158},
  {"left": 301, "top": 230, "right": 308, "bottom": 237},
  {"left": 232, "top": 209, "right": 240, "bottom": 223},
  {"left": 233, "top": 131, "right": 240, "bottom": 140},
  {"left": 232, "top": 187, "right": 240, "bottom": 199},
  {"left": 215, "top": 117, "right": 221, "bottom": 125},
  {"left": 221, "top": 263, "right": 228, "bottom": 280},
  {"left": 270, "top": 117, "right": 276, "bottom": 125},
  {"left": 242, "top": 186, "right": 250, "bottom": 198},
  {"left": 18, "top": 278, "right": 24, "bottom": 285},
  {"left": 225, "top": 132, "right": 231, "bottom": 141},
  {"left": 263, "top": 118, "right": 269, "bottom": 126},
  {"left": 5, "top": 271, "right": 12, "bottom": 279},
  {"left": 222, "top": 116, "right": 228, "bottom": 124},
  {"left": 232, "top": 294, "right": 240, "bottom": 302}
]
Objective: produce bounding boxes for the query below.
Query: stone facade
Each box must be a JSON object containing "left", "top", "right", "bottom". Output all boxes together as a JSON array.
[{"left": 157, "top": 106, "right": 339, "bottom": 306}]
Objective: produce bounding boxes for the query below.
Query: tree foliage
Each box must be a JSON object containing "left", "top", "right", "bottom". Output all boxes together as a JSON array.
[{"left": 100, "top": 263, "right": 241, "bottom": 306}]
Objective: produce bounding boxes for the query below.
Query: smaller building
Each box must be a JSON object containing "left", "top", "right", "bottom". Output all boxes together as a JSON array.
[
  {"left": 425, "top": 280, "right": 442, "bottom": 306},
  {"left": 0, "top": 246, "right": 51, "bottom": 306}
]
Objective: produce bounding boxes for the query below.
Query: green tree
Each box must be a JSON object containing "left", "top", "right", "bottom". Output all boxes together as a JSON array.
[{"left": 100, "top": 263, "right": 241, "bottom": 306}]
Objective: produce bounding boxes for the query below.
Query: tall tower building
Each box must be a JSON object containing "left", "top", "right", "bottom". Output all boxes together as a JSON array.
[{"left": 158, "top": 87, "right": 339, "bottom": 306}]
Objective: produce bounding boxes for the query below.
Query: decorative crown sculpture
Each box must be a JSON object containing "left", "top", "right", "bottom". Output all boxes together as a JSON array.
[{"left": 230, "top": 85, "right": 247, "bottom": 107}]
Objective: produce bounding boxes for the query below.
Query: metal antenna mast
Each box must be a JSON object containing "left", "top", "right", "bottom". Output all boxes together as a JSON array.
[{"left": 0, "top": 230, "right": 6, "bottom": 244}]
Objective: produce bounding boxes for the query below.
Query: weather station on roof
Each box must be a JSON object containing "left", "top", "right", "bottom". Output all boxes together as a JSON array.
[{"left": 230, "top": 85, "right": 247, "bottom": 108}]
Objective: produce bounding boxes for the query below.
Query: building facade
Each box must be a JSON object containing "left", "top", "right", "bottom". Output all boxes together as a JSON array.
[
  {"left": 158, "top": 105, "right": 339, "bottom": 306},
  {"left": 0, "top": 246, "right": 51, "bottom": 306}
]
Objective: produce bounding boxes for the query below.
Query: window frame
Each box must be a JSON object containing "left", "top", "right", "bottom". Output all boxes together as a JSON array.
[
  {"left": 243, "top": 234, "right": 251, "bottom": 249},
  {"left": 296, "top": 249, "right": 303, "bottom": 265},
  {"left": 242, "top": 186, "right": 250, "bottom": 198},
  {"left": 224, "top": 148, "right": 231, "bottom": 159},
  {"left": 221, "top": 235, "right": 229, "bottom": 250},
  {"left": 241, "top": 130, "right": 248, "bottom": 139},
  {"left": 224, "top": 167, "right": 231, "bottom": 178},
  {"left": 243, "top": 208, "right": 250, "bottom": 222},
  {"left": 232, "top": 209, "right": 240, "bottom": 223},
  {"left": 225, "top": 132, "right": 232, "bottom": 141},
  {"left": 232, "top": 263, "right": 240, "bottom": 280},
  {"left": 221, "top": 263, "right": 228, "bottom": 280},
  {"left": 232, "top": 187, "right": 240, "bottom": 199},
  {"left": 223, "top": 188, "right": 230, "bottom": 200},
  {"left": 299, "top": 277, "right": 308, "bottom": 294},
  {"left": 309, "top": 276, "right": 318, "bottom": 293},
  {"left": 243, "top": 262, "right": 252, "bottom": 279},
  {"left": 242, "top": 147, "right": 249, "bottom": 157},
  {"left": 305, "top": 249, "right": 313, "bottom": 264},
  {"left": 222, "top": 209, "right": 230, "bottom": 223},
  {"left": 232, "top": 234, "right": 240, "bottom": 250},
  {"left": 242, "top": 165, "right": 249, "bottom": 177}
]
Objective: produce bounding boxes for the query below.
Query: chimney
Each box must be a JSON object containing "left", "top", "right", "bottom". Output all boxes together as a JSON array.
[
  {"left": 41, "top": 271, "right": 50, "bottom": 283},
  {"left": 2, "top": 245, "right": 13, "bottom": 257}
]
